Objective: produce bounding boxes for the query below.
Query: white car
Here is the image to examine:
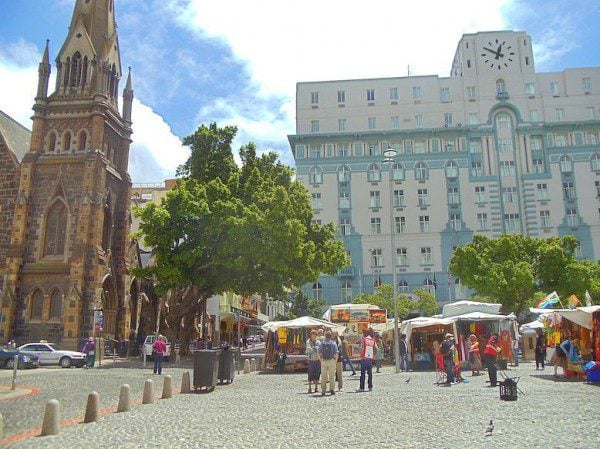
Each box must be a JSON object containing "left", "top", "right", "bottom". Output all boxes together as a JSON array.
[
  {"left": 18, "top": 343, "right": 87, "bottom": 368},
  {"left": 140, "top": 335, "right": 171, "bottom": 360}
]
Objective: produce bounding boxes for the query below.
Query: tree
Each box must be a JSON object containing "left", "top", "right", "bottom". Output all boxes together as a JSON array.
[
  {"left": 354, "top": 284, "right": 414, "bottom": 319},
  {"left": 290, "top": 290, "right": 327, "bottom": 318},
  {"left": 413, "top": 289, "right": 439, "bottom": 316}
]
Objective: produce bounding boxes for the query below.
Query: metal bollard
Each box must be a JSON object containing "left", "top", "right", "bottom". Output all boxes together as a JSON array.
[
  {"left": 181, "top": 371, "right": 191, "bottom": 394},
  {"left": 40, "top": 399, "right": 60, "bottom": 436},
  {"left": 142, "top": 379, "right": 154, "bottom": 404},
  {"left": 162, "top": 375, "right": 173, "bottom": 399},
  {"left": 11, "top": 355, "right": 18, "bottom": 390},
  {"left": 117, "top": 384, "right": 131, "bottom": 412},
  {"left": 84, "top": 391, "right": 99, "bottom": 423}
]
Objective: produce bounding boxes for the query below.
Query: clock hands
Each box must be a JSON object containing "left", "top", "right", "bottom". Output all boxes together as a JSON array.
[{"left": 483, "top": 45, "right": 505, "bottom": 60}]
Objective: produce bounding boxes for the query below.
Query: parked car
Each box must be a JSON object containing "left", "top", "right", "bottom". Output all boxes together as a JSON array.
[
  {"left": 140, "top": 335, "right": 171, "bottom": 360},
  {"left": 0, "top": 346, "right": 40, "bottom": 369},
  {"left": 18, "top": 343, "right": 86, "bottom": 368}
]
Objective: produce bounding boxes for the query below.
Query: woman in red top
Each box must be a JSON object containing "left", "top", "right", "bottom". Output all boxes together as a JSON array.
[
  {"left": 483, "top": 334, "right": 502, "bottom": 387},
  {"left": 468, "top": 334, "right": 482, "bottom": 376},
  {"left": 152, "top": 335, "right": 167, "bottom": 375}
]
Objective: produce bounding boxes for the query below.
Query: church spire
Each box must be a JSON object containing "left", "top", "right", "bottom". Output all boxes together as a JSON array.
[
  {"left": 122, "top": 67, "right": 133, "bottom": 124},
  {"left": 36, "top": 39, "right": 51, "bottom": 99}
]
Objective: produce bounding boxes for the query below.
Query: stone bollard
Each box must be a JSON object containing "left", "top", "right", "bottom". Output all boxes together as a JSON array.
[
  {"left": 117, "top": 384, "right": 131, "bottom": 413},
  {"left": 142, "top": 379, "right": 154, "bottom": 405},
  {"left": 243, "top": 359, "right": 250, "bottom": 374},
  {"left": 181, "top": 371, "right": 191, "bottom": 393},
  {"left": 250, "top": 358, "right": 257, "bottom": 372},
  {"left": 84, "top": 391, "right": 99, "bottom": 423},
  {"left": 40, "top": 399, "right": 60, "bottom": 436},
  {"left": 162, "top": 375, "right": 173, "bottom": 399},
  {"left": 0, "top": 413, "right": 3, "bottom": 439}
]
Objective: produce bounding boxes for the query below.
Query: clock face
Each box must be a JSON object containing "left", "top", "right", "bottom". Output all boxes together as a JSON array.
[{"left": 481, "top": 38, "right": 516, "bottom": 70}]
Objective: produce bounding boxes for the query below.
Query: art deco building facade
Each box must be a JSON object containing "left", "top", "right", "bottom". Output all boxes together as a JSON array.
[{"left": 289, "top": 30, "right": 600, "bottom": 306}]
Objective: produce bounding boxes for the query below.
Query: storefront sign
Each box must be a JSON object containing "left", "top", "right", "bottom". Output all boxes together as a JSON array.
[
  {"left": 231, "top": 307, "right": 251, "bottom": 319},
  {"left": 369, "top": 309, "right": 387, "bottom": 323}
]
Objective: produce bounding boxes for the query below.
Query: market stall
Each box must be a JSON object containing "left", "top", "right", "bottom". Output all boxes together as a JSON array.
[
  {"left": 554, "top": 306, "right": 600, "bottom": 364},
  {"left": 520, "top": 319, "right": 544, "bottom": 361},
  {"left": 399, "top": 317, "right": 457, "bottom": 370}
]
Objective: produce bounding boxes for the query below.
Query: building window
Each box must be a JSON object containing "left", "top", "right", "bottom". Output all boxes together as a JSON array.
[
  {"left": 419, "top": 215, "right": 429, "bottom": 232},
  {"left": 448, "top": 187, "right": 460, "bottom": 204},
  {"left": 310, "top": 120, "right": 319, "bottom": 133},
  {"left": 414, "top": 162, "right": 428, "bottom": 180},
  {"left": 30, "top": 289, "right": 44, "bottom": 320},
  {"left": 338, "top": 144, "right": 349, "bottom": 157},
  {"left": 496, "top": 113, "right": 510, "bottom": 129},
  {"left": 550, "top": 82, "right": 559, "bottom": 95},
  {"left": 338, "top": 119, "right": 346, "bottom": 132},
  {"left": 555, "top": 108, "right": 565, "bottom": 121},
  {"left": 532, "top": 159, "right": 544, "bottom": 173},
  {"left": 352, "top": 142, "right": 364, "bottom": 156},
  {"left": 78, "top": 131, "right": 87, "bottom": 151},
  {"left": 415, "top": 115, "right": 423, "bottom": 128},
  {"left": 390, "top": 87, "right": 398, "bottom": 100},
  {"left": 392, "top": 163, "right": 405, "bottom": 181},
  {"left": 310, "top": 145, "right": 321, "bottom": 158},
  {"left": 444, "top": 113, "right": 453, "bottom": 126},
  {"left": 502, "top": 186, "right": 517, "bottom": 203},
  {"left": 536, "top": 183, "right": 548, "bottom": 200},
  {"left": 338, "top": 165, "right": 350, "bottom": 182},
  {"left": 404, "top": 140, "right": 413, "bottom": 154},
  {"left": 310, "top": 91, "right": 319, "bottom": 104},
  {"left": 368, "top": 117, "right": 376, "bottom": 130},
  {"left": 393, "top": 189, "right": 405, "bottom": 207},
  {"left": 391, "top": 116, "right": 400, "bottom": 129},
  {"left": 340, "top": 217, "right": 351, "bottom": 236},
  {"left": 46, "top": 131, "right": 57, "bottom": 152},
  {"left": 367, "top": 164, "right": 381, "bottom": 182},
  {"left": 397, "top": 279, "right": 409, "bottom": 292},
  {"left": 49, "top": 290, "right": 63, "bottom": 319},
  {"left": 445, "top": 161, "right": 458, "bottom": 178},
  {"left": 588, "top": 133, "right": 599, "bottom": 145},
  {"left": 469, "top": 140, "right": 482, "bottom": 153},
  {"left": 308, "top": 166, "right": 322, "bottom": 184},
  {"left": 339, "top": 191, "right": 350, "bottom": 209},
  {"left": 468, "top": 113, "right": 478, "bottom": 125},
  {"left": 369, "top": 191, "right": 381, "bottom": 208},
  {"left": 367, "top": 89, "right": 375, "bottom": 101},
  {"left": 499, "top": 160, "right": 515, "bottom": 176},
  {"left": 414, "top": 141, "right": 426, "bottom": 154},
  {"left": 496, "top": 79, "right": 506, "bottom": 94},
  {"left": 471, "top": 161, "right": 483, "bottom": 176},
  {"left": 525, "top": 56, "right": 530, "bottom": 65},
  {"left": 420, "top": 247, "right": 432, "bottom": 265},
  {"left": 440, "top": 87, "right": 450, "bottom": 102},
  {"left": 44, "top": 201, "right": 67, "bottom": 257},
  {"left": 563, "top": 181, "right": 575, "bottom": 200},
  {"left": 587, "top": 107, "right": 596, "bottom": 120},
  {"left": 475, "top": 186, "right": 487, "bottom": 203},
  {"left": 450, "top": 214, "right": 462, "bottom": 231},
  {"left": 466, "top": 59, "right": 472, "bottom": 68},
  {"left": 530, "top": 110, "right": 539, "bottom": 122},
  {"left": 430, "top": 139, "right": 441, "bottom": 152},
  {"left": 554, "top": 134, "right": 568, "bottom": 147},
  {"left": 413, "top": 86, "right": 421, "bottom": 99},
  {"left": 525, "top": 83, "right": 536, "bottom": 95},
  {"left": 395, "top": 216, "right": 406, "bottom": 233},
  {"left": 417, "top": 188, "right": 429, "bottom": 206},
  {"left": 540, "top": 210, "right": 551, "bottom": 228},
  {"left": 325, "top": 143, "right": 335, "bottom": 157},
  {"left": 312, "top": 282, "right": 323, "bottom": 300},
  {"left": 371, "top": 249, "right": 383, "bottom": 267},
  {"left": 595, "top": 180, "right": 600, "bottom": 197},
  {"left": 530, "top": 136, "right": 543, "bottom": 151},
  {"left": 504, "top": 213, "right": 521, "bottom": 232},
  {"left": 371, "top": 217, "right": 382, "bottom": 234},
  {"left": 341, "top": 281, "right": 352, "bottom": 302},
  {"left": 592, "top": 154, "right": 600, "bottom": 171},
  {"left": 560, "top": 156, "right": 573, "bottom": 173},
  {"left": 62, "top": 131, "right": 72, "bottom": 153},
  {"left": 477, "top": 213, "right": 488, "bottom": 231},
  {"left": 311, "top": 193, "right": 322, "bottom": 210},
  {"left": 467, "top": 86, "right": 476, "bottom": 98},
  {"left": 566, "top": 209, "right": 579, "bottom": 226},
  {"left": 295, "top": 144, "right": 306, "bottom": 158},
  {"left": 337, "top": 90, "right": 346, "bottom": 103},
  {"left": 583, "top": 77, "right": 591, "bottom": 91},
  {"left": 497, "top": 137, "right": 512, "bottom": 152},
  {"left": 396, "top": 248, "right": 407, "bottom": 266}
]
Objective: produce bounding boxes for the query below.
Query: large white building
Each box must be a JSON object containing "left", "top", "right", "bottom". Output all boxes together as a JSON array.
[{"left": 289, "top": 30, "right": 600, "bottom": 306}]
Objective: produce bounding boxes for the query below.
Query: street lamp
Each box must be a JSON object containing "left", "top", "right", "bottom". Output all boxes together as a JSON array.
[{"left": 383, "top": 148, "right": 401, "bottom": 374}]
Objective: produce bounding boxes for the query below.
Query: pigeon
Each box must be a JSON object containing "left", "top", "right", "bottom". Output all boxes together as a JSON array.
[
  {"left": 404, "top": 377, "right": 411, "bottom": 383},
  {"left": 484, "top": 419, "right": 494, "bottom": 437}
]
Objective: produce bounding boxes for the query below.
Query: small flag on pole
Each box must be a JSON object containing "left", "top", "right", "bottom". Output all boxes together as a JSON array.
[
  {"left": 537, "top": 291, "right": 561, "bottom": 309},
  {"left": 567, "top": 294, "right": 580, "bottom": 309},
  {"left": 585, "top": 290, "right": 594, "bottom": 307}
]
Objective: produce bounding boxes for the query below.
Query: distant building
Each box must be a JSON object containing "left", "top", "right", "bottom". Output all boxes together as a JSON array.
[{"left": 289, "top": 30, "right": 600, "bottom": 305}]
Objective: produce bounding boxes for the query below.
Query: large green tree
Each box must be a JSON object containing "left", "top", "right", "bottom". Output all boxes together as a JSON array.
[
  {"left": 290, "top": 290, "right": 327, "bottom": 318},
  {"left": 353, "top": 285, "right": 439, "bottom": 319},
  {"left": 134, "top": 124, "right": 348, "bottom": 352}
]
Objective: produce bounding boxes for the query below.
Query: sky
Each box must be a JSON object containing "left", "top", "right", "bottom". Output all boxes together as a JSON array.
[{"left": 0, "top": 0, "right": 599, "bottom": 184}]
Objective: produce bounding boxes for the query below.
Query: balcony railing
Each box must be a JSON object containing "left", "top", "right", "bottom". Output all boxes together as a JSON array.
[{"left": 337, "top": 266, "right": 355, "bottom": 278}]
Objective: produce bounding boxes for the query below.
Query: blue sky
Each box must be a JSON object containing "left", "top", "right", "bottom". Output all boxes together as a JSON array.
[{"left": 0, "top": 0, "right": 598, "bottom": 183}]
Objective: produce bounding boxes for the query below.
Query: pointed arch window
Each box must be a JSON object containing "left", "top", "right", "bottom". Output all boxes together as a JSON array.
[
  {"left": 44, "top": 201, "right": 67, "bottom": 257},
  {"left": 70, "top": 52, "right": 82, "bottom": 88},
  {"left": 81, "top": 56, "right": 89, "bottom": 88},
  {"left": 49, "top": 289, "right": 63, "bottom": 319},
  {"left": 47, "top": 131, "right": 57, "bottom": 152},
  {"left": 63, "top": 57, "right": 71, "bottom": 88},
  {"left": 31, "top": 289, "right": 44, "bottom": 320},
  {"left": 78, "top": 130, "right": 87, "bottom": 152},
  {"left": 102, "top": 197, "right": 113, "bottom": 252},
  {"left": 62, "top": 131, "right": 72, "bottom": 153}
]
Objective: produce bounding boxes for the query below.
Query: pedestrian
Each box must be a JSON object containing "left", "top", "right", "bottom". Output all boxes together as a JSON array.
[
  {"left": 7, "top": 338, "right": 17, "bottom": 349},
  {"left": 551, "top": 333, "right": 571, "bottom": 378},
  {"left": 339, "top": 335, "right": 356, "bottom": 375},
  {"left": 440, "top": 333, "right": 455, "bottom": 386},
  {"left": 318, "top": 330, "right": 338, "bottom": 396},
  {"left": 152, "top": 334, "right": 167, "bottom": 375},
  {"left": 399, "top": 333, "right": 409, "bottom": 372},
  {"left": 356, "top": 329, "right": 376, "bottom": 392},
  {"left": 374, "top": 333, "right": 384, "bottom": 373},
  {"left": 483, "top": 334, "right": 502, "bottom": 387},
  {"left": 317, "top": 328, "right": 325, "bottom": 342},
  {"left": 468, "top": 334, "right": 482, "bottom": 376},
  {"left": 82, "top": 336, "right": 96, "bottom": 369},
  {"left": 305, "top": 330, "right": 320, "bottom": 393},
  {"left": 534, "top": 329, "right": 546, "bottom": 370},
  {"left": 511, "top": 334, "right": 520, "bottom": 367},
  {"left": 332, "top": 332, "right": 344, "bottom": 391}
]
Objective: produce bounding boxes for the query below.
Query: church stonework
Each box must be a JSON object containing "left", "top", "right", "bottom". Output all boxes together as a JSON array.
[{"left": 0, "top": 0, "right": 135, "bottom": 349}]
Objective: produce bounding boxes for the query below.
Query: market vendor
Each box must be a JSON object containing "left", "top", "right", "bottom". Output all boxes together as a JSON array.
[{"left": 483, "top": 334, "right": 502, "bottom": 387}]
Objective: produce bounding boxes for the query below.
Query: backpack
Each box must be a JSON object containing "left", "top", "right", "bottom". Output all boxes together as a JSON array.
[{"left": 321, "top": 340, "right": 336, "bottom": 360}]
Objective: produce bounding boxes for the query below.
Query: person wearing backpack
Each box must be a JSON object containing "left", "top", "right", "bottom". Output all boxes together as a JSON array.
[
  {"left": 357, "top": 328, "right": 377, "bottom": 392},
  {"left": 318, "top": 330, "right": 338, "bottom": 396}
]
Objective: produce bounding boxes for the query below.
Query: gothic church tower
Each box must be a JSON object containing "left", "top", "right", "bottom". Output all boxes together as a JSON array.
[{"left": 1, "top": 0, "right": 134, "bottom": 348}]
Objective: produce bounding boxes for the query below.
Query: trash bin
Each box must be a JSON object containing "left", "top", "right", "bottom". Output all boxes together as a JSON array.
[
  {"left": 193, "top": 349, "right": 221, "bottom": 392},
  {"left": 498, "top": 377, "right": 519, "bottom": 401},
  {"left": 218, "top": 348, "right": 235, "bottom": 384}
]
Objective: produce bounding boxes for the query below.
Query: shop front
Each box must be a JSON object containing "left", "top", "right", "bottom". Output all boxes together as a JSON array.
[{"left": 400, "top": 317, "right": 456, "bottom": 370}]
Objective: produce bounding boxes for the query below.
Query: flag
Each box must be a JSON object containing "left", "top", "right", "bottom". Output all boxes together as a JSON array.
[
  {"left": 567, "top": 294, "right": 580, "bottom": 309},
  {"left": 433, "top": 273, "right": 437, "bottom": 289},
  {"left": 377, "top": 275, "right": 382, "bottom": 287},
  {"left": 585, "top": 290, "right": 594, "bottom": 307},
  {"left": 537, "top": 291, "right": 560, "bottom": 309}
]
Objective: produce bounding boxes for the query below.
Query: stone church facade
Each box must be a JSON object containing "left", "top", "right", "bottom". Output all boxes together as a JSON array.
[{"left": 0, "top": 0, "right": 143, "bottom": 349}]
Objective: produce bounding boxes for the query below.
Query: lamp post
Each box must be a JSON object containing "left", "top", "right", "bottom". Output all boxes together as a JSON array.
[{"left": 383, "top": 148, "right": 401, "bottom": 374}]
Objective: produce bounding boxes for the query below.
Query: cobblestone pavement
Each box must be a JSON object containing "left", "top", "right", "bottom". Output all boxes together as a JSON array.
[{"left": 2, "top": 361, "right": 598, "bottom": 448}]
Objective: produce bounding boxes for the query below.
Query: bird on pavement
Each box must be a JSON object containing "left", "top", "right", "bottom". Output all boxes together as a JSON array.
[
  {"left": 404, "top": 377, "right": 411, "bottom": 383},
  {"left": 484, "top": 419, "right": 494, "bottom": 436}
]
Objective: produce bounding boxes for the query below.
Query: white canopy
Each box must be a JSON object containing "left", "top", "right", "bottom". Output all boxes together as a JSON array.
[
  {"left": 261, "top": 316, "right": 346, "bottom": 334},
  {"left": 520, "top": 319, "right": 544, "bottom": 333},
  {"left": 555, "top": 305, "right": 600, "bottom": 330},
  {"left": 322, "top": 303, "right": 380, "bottom": 321},
  {"left": 448, "top": 311, "right": 515, "bottom": 322},
  {"left": 400, "top": 316, "right": 457, "bottom": 348},
  {"left": 442, "top": 300, "right": 502, "bottom": 318}
]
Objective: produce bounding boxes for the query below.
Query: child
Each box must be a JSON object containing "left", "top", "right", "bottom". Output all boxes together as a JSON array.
[{"left": 453, "top": 362, "right": 464, "bottom": 383}]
